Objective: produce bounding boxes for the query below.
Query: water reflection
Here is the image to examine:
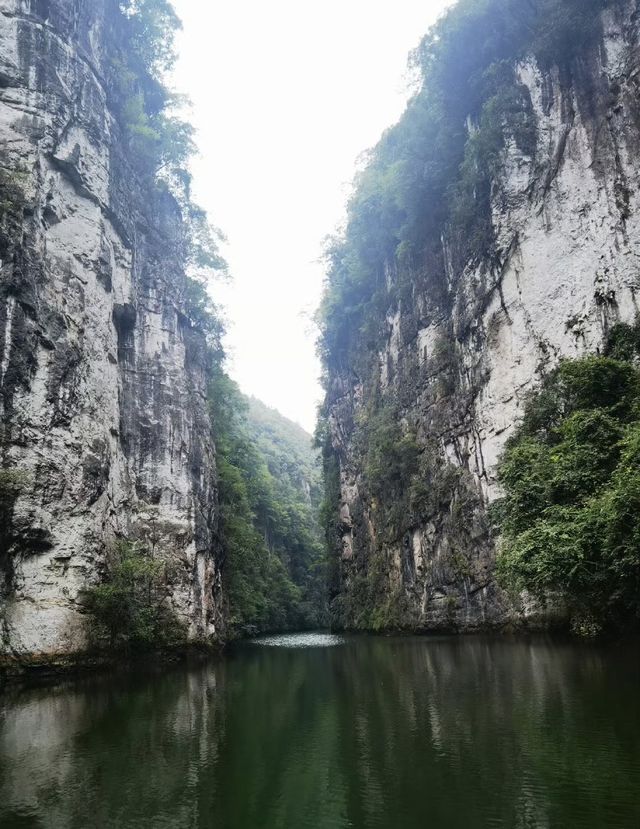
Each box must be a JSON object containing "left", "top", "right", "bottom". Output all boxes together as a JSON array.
[{"left": 0, "top": 636, "right": 638, "bottom": 828}]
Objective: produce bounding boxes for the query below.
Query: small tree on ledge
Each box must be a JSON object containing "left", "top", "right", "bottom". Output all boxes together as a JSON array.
[{"left": 85, "top": 539, "right": 186, "bottom": 651}]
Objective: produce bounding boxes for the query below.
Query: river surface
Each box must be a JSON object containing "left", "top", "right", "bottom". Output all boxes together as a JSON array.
[{"left": 0, "top": 634, "right": 638, "bottom": 828}]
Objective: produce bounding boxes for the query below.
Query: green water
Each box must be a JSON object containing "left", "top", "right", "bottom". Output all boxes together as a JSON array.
[{"left": 0, "top": 634, "right": 638, "bottom": 828}]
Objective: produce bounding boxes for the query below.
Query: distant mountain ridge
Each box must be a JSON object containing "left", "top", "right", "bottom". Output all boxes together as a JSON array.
[{"left": 246, "top": 396, "right": 322, "bottom": 509}]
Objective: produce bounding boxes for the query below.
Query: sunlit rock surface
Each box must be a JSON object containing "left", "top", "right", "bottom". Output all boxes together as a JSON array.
[{"left": 0, "top": 0, "right": 223, "bottom": 657}]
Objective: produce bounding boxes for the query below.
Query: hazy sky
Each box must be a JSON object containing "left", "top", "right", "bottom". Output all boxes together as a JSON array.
[{"left": 171, "top": 0, "right": 455, "bottom": 432}]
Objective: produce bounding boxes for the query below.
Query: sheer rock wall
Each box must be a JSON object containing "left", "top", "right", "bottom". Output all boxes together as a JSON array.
[
  {"left": 0, "top": 0, "right": 223, "bottom": 658},
  {"left": 327, "top": 2, "right": 640, "bottom": 630}
]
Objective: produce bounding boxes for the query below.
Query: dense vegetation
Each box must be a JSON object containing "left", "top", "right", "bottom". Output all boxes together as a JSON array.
[
  {"left": 317, "top": 0, "right": 614, "bottom": 375},
  {"left": 324, "top": 403, "right": 421, "bottom": 630},
  {"left": 86, "top": 540, "right": 186, "bottom": 649},
  {"left": 317, "top": 0, "right": 617, "bottom": 388},
  {"left": 88, "top": 372, "right": 327, "bottom": 647},
  {"left": 494, "top": 323, "right": 640, "bottom": 634},
  {"left": 210, "top": 374, "right": 326, "bottom": 637},
  {"left": 109, "top": 0, "right": 227, "bottom": 327},
  {"left": 246, "top": 396, "right": 324, "bottom": 593}
]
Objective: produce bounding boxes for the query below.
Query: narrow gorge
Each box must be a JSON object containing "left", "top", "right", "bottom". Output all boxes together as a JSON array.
[
  {"left": 0, "top": 0, "right": 324, "bottom": 665},
  {"left": 1, "top": 0, "right": 639, "bottom": 665},
  {"left": 1, "top": 2, "right": 639, "bottom": 827}
]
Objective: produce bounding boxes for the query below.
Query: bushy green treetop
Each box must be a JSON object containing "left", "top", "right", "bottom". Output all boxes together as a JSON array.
[{"left": 494, "top": 322, "right": 640, "bottom": 634}]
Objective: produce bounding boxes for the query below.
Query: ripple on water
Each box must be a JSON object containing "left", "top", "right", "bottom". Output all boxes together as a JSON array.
[{"left": 251, "top": 631, "right": 345, "bottom": 648}]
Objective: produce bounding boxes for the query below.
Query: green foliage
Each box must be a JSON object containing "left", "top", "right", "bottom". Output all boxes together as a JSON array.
[
  {"left": 209, "top": 370, "right": 327, "bottom": 636},
  {"left": 316, "top": 5, "right": 615, "bottom": 629},
  {"left": 121, "top": 0, "right": 181, "bottom": 76},
  {"left": 362, "top": 396, "right": 438, "bottom": 526},
  {"left": 315, "top": 413, "right": 342, "bottom": 601},
  {"left": 317, "top": 0, "right": 612, "bottom": 372},
  {"left": 604, "top": 321, "right": 640, "bottom": 362},
  {"left": 495, "top": 322, "right": 640, "bottom": 632},
  {"left": 364, "top": 408, "right": 420, "bottom": 503},
  {"left": 359, "top": 405, "right": 421, "bottom": 544},
  {"left": 245, "top": 397, "right": 327, "bottom": 619},
  {"left": 110, "top": 0, "right": 185, "bottom": 174},
  {"left": 318, "top": 374, "right": 484, "bottom": 630},
  {"left": 109, "top": 2, "right": 227, "bottom": 294},
  {"left": 246, "top": 397, "right": 323, "bottom": 508},
  {"left": 0, "top": 168, "right": 25, "bottom": 257},
  {"left": 452, "top": 73, "right": 537, "bottom": 259},
  {"left": 0, "top": 468, "right": 27, "bottom": 509},
  {"left": 335, "top": 550, "right": 411, "bottom": 633},
  {"left": 409, "top": 452, "right": 462, "bottom": 523},
  {"left": 184, "top": 204, "right": 227, "bottom": 273},
  {"left": 180, "top": 275, "right": 226, "bottom": 357},
  {"left": 518, "top": 356, "right": 639, "bottom": 438},
  {"left": 85, "top": 540, "right": 186, "bottom": 650}
]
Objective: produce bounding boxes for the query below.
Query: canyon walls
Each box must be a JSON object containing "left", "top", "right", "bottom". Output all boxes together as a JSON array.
[
  {"left": 321, "top": 0, "right": 640, "bottom": 630},
  {"left": 0, "top": 0, "right": 223, "bottom": 658}
]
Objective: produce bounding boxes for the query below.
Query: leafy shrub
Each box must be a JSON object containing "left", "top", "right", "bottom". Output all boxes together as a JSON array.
[
  {"left": 604, "top": 321, "right": 640, "bottom": 362},
  {"left": 495, "top": 322, "right": 640, "bottom": 631},
  {"left": 85, "top": 540, "right": 186, "bottom": 649}
]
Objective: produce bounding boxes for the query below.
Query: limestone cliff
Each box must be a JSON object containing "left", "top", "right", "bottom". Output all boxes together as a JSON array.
[
  {"left": 321, "top": 0, "right": 640, "bottom": 630},
  {"left": 0, "top": 0, "right": 223, "bottom": 658}
]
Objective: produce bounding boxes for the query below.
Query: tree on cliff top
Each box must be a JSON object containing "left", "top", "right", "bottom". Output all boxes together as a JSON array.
[
  {"left": 111, "top": 0, "right": 228, "bottom": 307},
  {"left": 317, "top": 0, "right": 614, "bottom": 370}
]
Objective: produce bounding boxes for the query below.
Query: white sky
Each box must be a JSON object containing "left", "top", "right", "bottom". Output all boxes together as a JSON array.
[{"left": 171, "top": 0, "right": 455, "bottom": 433}]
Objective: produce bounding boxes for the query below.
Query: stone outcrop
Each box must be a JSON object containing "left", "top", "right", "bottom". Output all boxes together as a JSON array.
[
  {"left": 0, "top": 0, "right": 223, "bottom": 658},
  {"left": 326, "top": 1, "right": 640, "bottom": 630}
]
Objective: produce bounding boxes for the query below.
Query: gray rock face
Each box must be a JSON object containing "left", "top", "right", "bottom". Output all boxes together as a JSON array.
[
  {"left": 0, "top": 0, "right": 223, "bottom": 657},
  {"left": 327, "top": 2, "right": 640, "bottom": 630}
]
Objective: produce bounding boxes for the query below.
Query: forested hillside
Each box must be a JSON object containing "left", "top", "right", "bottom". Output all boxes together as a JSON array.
[{"left": 211, "top": 377, "right": 326, "bottom": 636}]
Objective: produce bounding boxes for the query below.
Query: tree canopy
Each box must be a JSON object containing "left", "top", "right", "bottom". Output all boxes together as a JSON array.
[{"left": 209, "top": 372, "right": 327, "bottom": 637}]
